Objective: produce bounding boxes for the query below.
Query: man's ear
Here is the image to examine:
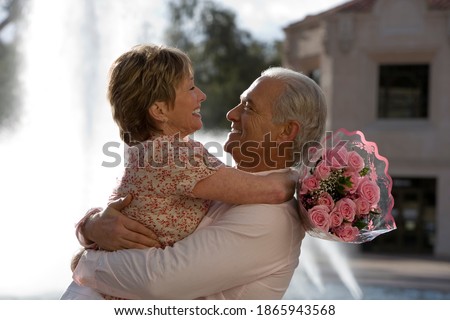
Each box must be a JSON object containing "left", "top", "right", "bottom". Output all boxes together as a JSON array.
[
  {"left": 148, "top": 102, "right": 168, "bottom": 122},
  {"left": 278, "top": 120, "right": 300, "bottom": 142}
]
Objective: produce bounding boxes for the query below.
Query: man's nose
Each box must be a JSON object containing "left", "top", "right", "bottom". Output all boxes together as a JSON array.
[{"left": 226, "top": 104, "right": 241, "bottom": 122}]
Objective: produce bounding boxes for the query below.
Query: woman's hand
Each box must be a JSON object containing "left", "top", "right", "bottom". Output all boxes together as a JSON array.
[{"left": 83, "top": 195, "right": 161, "bottom": 251}]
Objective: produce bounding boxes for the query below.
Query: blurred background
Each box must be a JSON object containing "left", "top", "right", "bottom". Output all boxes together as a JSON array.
[{"left": 0, "top": 0, "right": 449, "bottom": 299}]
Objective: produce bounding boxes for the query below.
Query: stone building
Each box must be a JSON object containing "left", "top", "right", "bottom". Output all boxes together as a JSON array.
[{"left": 283, "top": 0, "right": 450, "bottom": 257}]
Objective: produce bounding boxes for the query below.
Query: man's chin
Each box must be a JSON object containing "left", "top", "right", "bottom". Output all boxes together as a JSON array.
[
  {"left": 224, "top": 135, "right": 240, "bottom": 155},
  {"left": 223, "top": 140, "right": 232, "bottom": 155}
]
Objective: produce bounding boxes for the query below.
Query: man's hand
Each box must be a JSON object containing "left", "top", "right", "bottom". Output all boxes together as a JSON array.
[
  {"left": 282, "top": 168, "right": 300, "bottom": 201},
  {"left": 83, "top": 195, "right": 161, "bottom": 251},
  {"left": 269, "top": 168, "right": 300, "bottom": 202}
]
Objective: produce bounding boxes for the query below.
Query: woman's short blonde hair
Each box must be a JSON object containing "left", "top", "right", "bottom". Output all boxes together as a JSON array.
[{"left": 108, "top": 44, "right": 193, "bottom": 145}]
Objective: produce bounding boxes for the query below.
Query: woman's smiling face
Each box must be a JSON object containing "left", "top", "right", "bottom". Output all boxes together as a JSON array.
[{"left": 163, "top": 75, "right": 207, "bottom": 137}]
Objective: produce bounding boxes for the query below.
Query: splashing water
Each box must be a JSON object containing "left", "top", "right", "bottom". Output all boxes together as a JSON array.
[
  {"left": 317, "top": 240, "right": 363, "bottom": 299},
  {"left": 284, "top": 236, "right": 363, "bottom": 299},
  {"left": 0, "top": 0, "right": 362, "bottom": 299},
  {"left": 0, "top": 0, "right": 166, "bottom": 298}
]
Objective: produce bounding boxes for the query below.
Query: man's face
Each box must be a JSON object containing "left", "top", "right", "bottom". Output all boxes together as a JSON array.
[{"left": 224, "top": 76, "right": 286, "bottom": 172}]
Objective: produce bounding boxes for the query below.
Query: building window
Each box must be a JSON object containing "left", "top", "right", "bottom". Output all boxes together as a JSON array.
[
  {"left": 363, "top": 177, "right": 436, "bottom": 254},
  {"left": 378, "top": 64, "right": 429, "bottom": 119}
]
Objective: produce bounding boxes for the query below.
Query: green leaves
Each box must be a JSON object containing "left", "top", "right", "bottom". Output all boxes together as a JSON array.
[
  {"left": 359, "top": 167, "right": 369, "bottom": 177},
  {"left": 354, "top": 219, "right": 368, "bottom": 230}
]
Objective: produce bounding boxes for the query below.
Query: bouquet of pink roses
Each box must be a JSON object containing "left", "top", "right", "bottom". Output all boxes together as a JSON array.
[{"left": 297, "top": 129, "right": 396, "bottom": 243}]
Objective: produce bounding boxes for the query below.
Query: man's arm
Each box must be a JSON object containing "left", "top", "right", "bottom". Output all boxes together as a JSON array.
[{"left": 73, "top": 201, "right": 301, "bottom": 299}]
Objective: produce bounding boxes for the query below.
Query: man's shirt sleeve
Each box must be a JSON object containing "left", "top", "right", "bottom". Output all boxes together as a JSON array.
[{"left": 73, "top": 202, "right": 300, "bottom": 299}]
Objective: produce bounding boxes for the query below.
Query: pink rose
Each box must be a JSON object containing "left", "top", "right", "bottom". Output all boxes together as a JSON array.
[
  {"left": 329, "top": 209, "right": 344, "bottom": 228},
  {"left": 334, "top": 198, "right": 356, "bottom": 222},
  {"left": 317, "top": 192, "right": 335, "bottom": 211},
  {"left": 308, "top": 205, "right": 331, "bottom": 232},
  {"left": 357, "top": 177, "right": 380, "bottom": 206},
  {"left": 314, "top": 161, "right": 332, "bottom": 180},
  {"left": 301, "top": 175, "right": 320, "bottom": 194},
  {"left": 354, "top": 197, "right": 371, "bottom": 215},
  {"left": 333, "top": 223, "right": 359, "bottom": 242},
  {"left": 347, "top": 151, "right": 365, "bottom": 172}
]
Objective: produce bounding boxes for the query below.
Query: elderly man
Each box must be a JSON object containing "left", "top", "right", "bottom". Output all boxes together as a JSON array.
[{"left": 62, "top": 66, "right": 327, "bottom": 299}]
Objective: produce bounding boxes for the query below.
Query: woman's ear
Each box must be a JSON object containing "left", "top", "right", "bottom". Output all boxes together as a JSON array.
[
  {"left": 148, "top": 102, "right": 168, "bottom": 122},
  {"left": 278, "top": 120, "right": 300, "bottom": 142}
]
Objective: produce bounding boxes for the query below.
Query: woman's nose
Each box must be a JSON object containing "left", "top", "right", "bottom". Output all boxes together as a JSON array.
[{"left": 197, "top": 88, "right": 207, "bottom": 102}]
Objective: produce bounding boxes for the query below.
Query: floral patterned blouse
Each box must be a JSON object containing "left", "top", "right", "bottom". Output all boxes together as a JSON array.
[{"left": 109, "top": 134, "right": 224, "bottom": 247}]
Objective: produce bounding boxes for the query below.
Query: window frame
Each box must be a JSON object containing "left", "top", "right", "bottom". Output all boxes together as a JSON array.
[{"left": 377, "top": 63, "right": 430, "bottom": 119}]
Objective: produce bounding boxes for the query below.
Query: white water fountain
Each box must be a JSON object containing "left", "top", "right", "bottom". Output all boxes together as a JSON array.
[{"left": 0, "top": 0, "right": 362, "bottom": 299}]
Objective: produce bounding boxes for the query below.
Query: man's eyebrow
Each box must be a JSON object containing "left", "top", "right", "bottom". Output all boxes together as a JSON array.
[
  {"left": 246, "top": 98, "right": 256, "bottom": 106},
  {"left": 240, "top": 95, "right": 253, "bottom": 104}
]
